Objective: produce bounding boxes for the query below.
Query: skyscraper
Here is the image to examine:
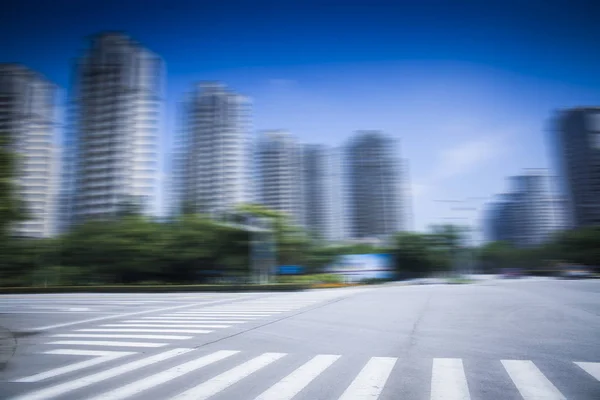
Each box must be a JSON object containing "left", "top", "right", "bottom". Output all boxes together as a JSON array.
[
  {"left": 324, "top": 146, "right": 350, "bottom": 241},
  {"left": 0, "top": 64, "right": 58, "bottom": 238},
  {"left": 301, "top": 144, "right": 328, "bottom": 237},
  {"left": 484, "top": 169, "right": 565, "bottom": 247},
  {"left": 256, "top": 130, "right": 304, "bottom": 225},
  {"left": 345, "top": 131, "right": 404, "bottom": 239},
  {"left": 173, "top": 82, "right": 251, "bottom": 216},
  {"left": 70, "top": 32, "right": 162, "bottom": 223},
  {"left": 552, "top": 107, "right": 600, "bottom": 228}
]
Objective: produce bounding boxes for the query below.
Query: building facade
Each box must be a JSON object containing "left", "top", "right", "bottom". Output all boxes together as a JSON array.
[
  {"left": 552, "top": 108, "right": 600, "bottom": 228},
  {"left": 0, "top": 64, "right": 58, "bottom": 238},
  {"left": 173, "top": 82, "right": 251, "bottom": 216},
  {"left": 484, "top": 170, "right": 565, "bottom": 247},
  {"left": 323, "top": 146, "right": 350, "bottom": 242},
  {"left": 69, "top": 32, "right": 162, "bottom": 224},
  {"left": 256, "top": 130, "right": 304, "bottom": 225},
  {"left": 301, "top": 144, "right": 329, "bottom": 237},
  {"left": 345, "top": 131, "right": 404, "bottom": 239}
]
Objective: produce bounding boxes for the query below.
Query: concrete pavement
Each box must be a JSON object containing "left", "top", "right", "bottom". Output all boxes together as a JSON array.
[{"left": 0, "top": 280, "right": 599, "bottom": 399}]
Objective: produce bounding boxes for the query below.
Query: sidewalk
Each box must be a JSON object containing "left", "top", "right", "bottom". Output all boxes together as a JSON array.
[{"left": 0, "top": 325, "right": 16, "bottom": 370}]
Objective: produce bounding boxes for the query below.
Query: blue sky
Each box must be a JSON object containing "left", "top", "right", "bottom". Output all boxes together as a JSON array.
[{"left": 3, "top": 0, "right": 600, "bottom": 233}]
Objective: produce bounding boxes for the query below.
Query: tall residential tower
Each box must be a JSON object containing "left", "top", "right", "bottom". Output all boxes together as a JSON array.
[
  {"left": 552, "top": 108, "right": 600, "bottom": 228},
  {"left": 256, "top": 130, "right": 304, "bottom": 225},
  {"left": 0, "top": 64, "right": 58, "bottom": 238},
  {"left": 173, "top": 82, "right": 251, "bottom": 215},
  {"left": 345, "top": 131, "right": 404, "bottom": 239},
  {"left": 69, "top": 32, "right": 162, "bottom": 223}
]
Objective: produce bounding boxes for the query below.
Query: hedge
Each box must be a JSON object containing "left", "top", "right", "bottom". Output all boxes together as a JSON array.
[{"left": 0, "top": 283, "right": 310, "bottom": 294}]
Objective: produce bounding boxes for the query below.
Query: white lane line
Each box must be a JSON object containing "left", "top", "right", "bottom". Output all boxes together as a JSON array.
[
  {"left": 173, "top": 314, "right": 257, "bottom": 319},
  {"left": 431, "top": 358, "right": 471, "bottom": 400},
  {"left": 30, "top": 297, "right": 249, "bottom": 331},
  {"left": 78, "top": 328, "right": 213, "bottom": 334},
  {"left": 255, "top": 354, "right": 340, "bottom": 400},
  {"left": 51, "top": 333, "right": 192, "bottom": 340},
  {"left": 104, "top": 323, "right": 230, "bottom": 328},
  {"left": 575, "top": 361, "right": 600, "bottom": 381},
  {"left": 171, "top": 353, "right": 286, "bottom": 400},
  {"left": 10, "top": 348, "right": 192, "bottom": 400},
  {"left": 338, "top": 357, "right": 397, "bottom": 400},
  {"left": 139, "top": 317, "right": 247, "bottom": 323},
  {"left": 13, "top": 349, "right": 134, "bottom": 383},
  {"left": 172, "top": 311, "right": 276, "bottom": 315},
  {"left": 501, "top": 360, "right": 565, "bottom": 400},
  {"left": 47, "top": 340, "right": 167, "bottom": 348},
  {"left": 88, "top": 350, "right": 239, "bottom": 400},
  {"left": 211, "top": 309, "right": 291, "bottom": 312}
]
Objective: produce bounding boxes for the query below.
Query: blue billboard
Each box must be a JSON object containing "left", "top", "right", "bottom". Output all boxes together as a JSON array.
[
  {"left": 277, "top": 265, "right": 304, "bottom": 275},
  {"left": 325, "top": 254, "right": 395, "bottom": 283}
]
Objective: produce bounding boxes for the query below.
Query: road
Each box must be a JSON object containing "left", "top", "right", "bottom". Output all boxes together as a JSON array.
[{"left": 0, "top": 279, "right": 599, "bottom": 399}]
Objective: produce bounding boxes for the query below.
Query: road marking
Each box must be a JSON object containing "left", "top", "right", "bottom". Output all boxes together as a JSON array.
[
  {"left": 173, "top": 313, "right": 257, "bottom": 319},
  {"left": 10, "top": 348, "right": 192, "bottom": 400},
  {"left": 30, "top": 297, "right": 248, "bottom": 331},
  {"left": 338, "top": 357, "right": 396, "bottom": 400},
  {"left": 255, "top": 354, "right": 340, "bottom": 400},
  {"left": 127, "top": 319, "right": 245, "bottom": 324},
  {"left": 47, "top": 340, "right": 167, "bottom": 348},
  {"left": 104, "top": 323, "right": 230, "bottom": 328},
  {"left": 13, "top": 349, "right": 134, "bottom": 383},
  {"left": 431, "top": 358, "right": 470, "bottom": 400},
  {"left": 173, "top": 311, "right": 276, "bottom": 315},
  {"left": 51, "top": 333, "right": 192, "bottom": 340},
  {"left": 171, "top": 353, "right": 286, "bottom": 400},
  {"left": 502, "top": 360, "right": 565, "bottom": 400},
  {"left": 87, "top": 350, "right": 239, "bottom": 400},
  {"left": 78, "top": 328, "right": 213, "bottom": 334},
  {"left": 574, "top": 362, "right": 600, "bottom": 381},
  {"left": 139, "top": 317, "right": 247, "bottom": 324}
]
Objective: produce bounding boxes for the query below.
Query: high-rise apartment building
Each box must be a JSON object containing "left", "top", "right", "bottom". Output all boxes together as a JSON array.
[
  {"left": 345, "top": 131, "right": 404, "bottom": 239},
  {"left": 0, "top": 64, "right": 58, "bottom": 238},
  {"left": 552, "top": 107, "right": 600, "bottom": 228},
  {"left": 173, "top": 82, "right": 251, "bottom": 216},
  {"left": 324, "top": 146, "right": 350, "bottom": 241},
  {"left": 484, "top": 170, "right": 565, "bottom": 247},
  {"left": 256, "top": 130, "right": 304, "bottom": 225},
  {"left": 69, "top": 32, "right": 162, "bottom": 223},
  {"left": 301, "top": 144, "right": 328, "bottom": 237}
]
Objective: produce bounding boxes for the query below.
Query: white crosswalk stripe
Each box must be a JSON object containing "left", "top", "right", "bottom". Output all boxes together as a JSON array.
[
  {"left": 254, "top": 354, "right": 340, "bottom": 400},
  {"left": 10, "top": 348, "right": 192, "bottom": 400},
  {"left": 574, "top": 361, "right": 600, "bottom": 381},
  {"left": 171, "top": 353, "right": 287, "bottom": 400},
  {"left": 8, "top": 353, "right": 600, "bottom": 400},
  {"left": 14, "top": 349, "right": 134, "bottom": 383},
  {"left": 138, "top": 319, "right": 247, "bottom": 323},
  {"left": 87, "top": 350, "right": 239, "bottom": 400},
  {"left": 77, "top": 328, "right": 212, "bottom": 334},
  {"left": 50, "top": 333, "right": 192, "bottom": 340},
  {"left": 338, "top": 357, "right": 397, "bottom": 400},
  {"left": 108, "top": 323, "right": 230, "bottom": 328},
  {"left": 431, "top": 358, "right": 470, "bottom": 400},
  {"left": 501, "top": 360, "right": 566, "bottom": 400},
  {"left": 47, "top": 340, "right": 167, "bottom": 348}
]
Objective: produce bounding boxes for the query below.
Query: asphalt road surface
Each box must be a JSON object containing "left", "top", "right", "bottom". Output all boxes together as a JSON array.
[{"left": 0, "top": 279, "right": 599, "bottom": 399}]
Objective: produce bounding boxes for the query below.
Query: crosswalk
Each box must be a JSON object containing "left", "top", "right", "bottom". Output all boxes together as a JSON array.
[
  {"left": 5, "top": 350, "right": 599, "bottom": 399},
  {"left": 32, "top": 290, "right": 363, "bottom": 352}
]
